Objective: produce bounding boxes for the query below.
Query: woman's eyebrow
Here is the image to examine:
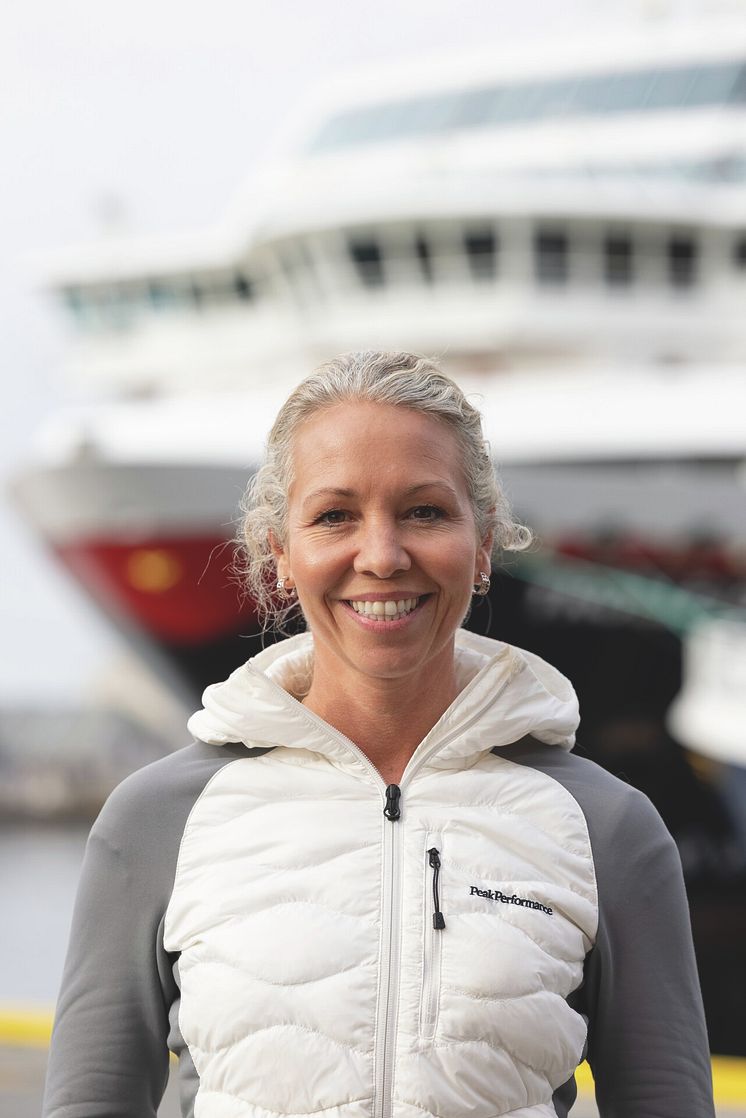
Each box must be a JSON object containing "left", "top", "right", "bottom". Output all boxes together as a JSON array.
[
  {"left": 404, "top": 481, "right": 459, "bottom": 497},
  {"left": 301, "top": 486, "right": 355, "bottom": 507},
  {"left": 302, "top": 482, "right": 458, "bottom": 506}
]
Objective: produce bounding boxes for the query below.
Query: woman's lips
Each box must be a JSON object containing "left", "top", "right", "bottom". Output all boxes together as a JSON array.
[{"left": 340, "top": 594, "right": 431, "bottom": 627}]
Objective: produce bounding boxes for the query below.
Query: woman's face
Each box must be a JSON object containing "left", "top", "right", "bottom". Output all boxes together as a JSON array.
[{"left": 274, "top": 401, "right": 492, "bottom": 694}]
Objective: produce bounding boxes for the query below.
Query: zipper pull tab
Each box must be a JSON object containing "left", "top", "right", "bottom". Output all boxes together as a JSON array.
[
  {"left": 384, "top": 783, "right": 401, "bottom": 821},
  {"left": 428, "top": 847, "right": 446, "bottom": 930}
]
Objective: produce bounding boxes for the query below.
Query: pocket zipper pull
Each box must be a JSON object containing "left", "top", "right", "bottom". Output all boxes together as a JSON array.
[{"left": 428, "top": 847, "right": 446, "bottom": 930}]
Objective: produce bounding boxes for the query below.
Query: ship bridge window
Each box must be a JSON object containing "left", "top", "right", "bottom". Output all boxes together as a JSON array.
[
  {"left": 645, "top": 68, "right": 698, "bottom": 109},
  {"left": 604, "top": 233, "right": 634, "bottom": 286},
  {"left": 148, "top": 282, "right": 174, "bottom": 309},
  {"left": 458, "top": 82, "right": 542, "bottom": 126},
  {"left": 667, "top": 235, "right": 698, "bottom": 288},
  {"left": 62, "top": 286, "right": 86, "bottom": 320},
  {"left": 352, "top": 104, "right": 398, "bottom": 145},
  {"left": 463, "top": 228, "right": 497, "bottom": 280},
  {"left": 194, "top": 271, "right": 255, "bottom": 305},
  {"left": 59, "top": 284, "right": 142, "bottom": 330},
  {"left": 307, "top": 59, "right": 746, "bottom": 153},
  {"left": 685, "top": 61, "right": 744, "bottom": 104},
  {"left": 233, "top": 273, "right": 253, "bottom": 300},
  {"left": 581, "top": 71, "right": 658, "bottom": 113},
  {"left": 348, "top": 237, "right": 385, "bottom": 287},
  {"left": 531, "top": 78, "right": 580, "bottom": 119},
  {"left": 414, "top": 233, "right": 433, "bottom": 283},
  {"left": 534, "top": 229, "right": 568, "bottom": 285},
  {"left": 723, "top": 62, "right": 746, "bottom": 103},
  {"left": 146, "top": 280, "right": 203, "bottom": 312},
  {"left": 400, "top": 94, "right": 457, "bottom": 135},
  {"left": 60, "top": 286, "right": 107, "bottom": 326}
]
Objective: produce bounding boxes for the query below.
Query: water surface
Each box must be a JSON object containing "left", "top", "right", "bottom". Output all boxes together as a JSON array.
[{"left": 0, "top": 823, "right": 89, "bottom": 1005}]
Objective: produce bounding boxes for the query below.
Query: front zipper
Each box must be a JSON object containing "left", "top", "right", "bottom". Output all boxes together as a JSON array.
[
  {"left": 384, "top": 783, "right": 401, "bottom": 821},
  {"left": 419, "top": 835, "right": 445, "bottom": 1040},
  {"left": 375, "top": 784, "right": 402, "bottom": 1118}
]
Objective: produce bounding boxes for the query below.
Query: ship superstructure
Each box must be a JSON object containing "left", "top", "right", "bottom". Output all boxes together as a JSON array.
[{"left": 43, "top": 25, "right": 746, "bottom": 388}]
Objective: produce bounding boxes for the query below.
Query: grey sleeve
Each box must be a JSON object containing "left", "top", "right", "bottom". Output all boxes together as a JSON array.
[
  {"left": 42, "top": 740, "right": 248, "bottom": 1118},
  {"left": 500, "top": 739, "right": 715, "bottom": 1118},
  {"left": 581, "top": 785, "right": 715, "bottom": 1118}
]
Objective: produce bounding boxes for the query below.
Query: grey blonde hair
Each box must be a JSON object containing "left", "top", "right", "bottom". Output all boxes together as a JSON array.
[{"left": 237, "top": 350, "right": 532, "bottom": 629}]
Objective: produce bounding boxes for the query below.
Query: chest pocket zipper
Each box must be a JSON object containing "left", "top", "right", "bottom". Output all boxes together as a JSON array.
[
  {"left": 419, "top": 836, "right": 445, "bottom": 1040},
  {"left": 428, "top": 848, "right": 446, "bottom": 930}
]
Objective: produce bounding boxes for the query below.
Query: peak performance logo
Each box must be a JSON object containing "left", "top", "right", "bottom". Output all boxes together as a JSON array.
[{"left": 469, "top": 885, "right": 553, "bottom": 916}]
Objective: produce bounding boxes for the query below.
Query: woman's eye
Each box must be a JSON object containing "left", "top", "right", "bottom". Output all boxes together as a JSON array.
[
  {"left": 316, "top": 509, "right": 348, "bottom": 525},
  {"left": 410, "top": 505, "right": 445, "bottom": 521}
]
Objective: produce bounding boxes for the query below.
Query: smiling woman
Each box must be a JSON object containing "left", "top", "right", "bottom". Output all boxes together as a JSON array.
[
  {"left": 237, "top": 353, "right": 529, "bottom": 776},
  {"left": 43, "top": 352, "right": 715, "bottom": 1118},
  {"left": 271, "top": 399, "right": 496, "bottom": 776}
]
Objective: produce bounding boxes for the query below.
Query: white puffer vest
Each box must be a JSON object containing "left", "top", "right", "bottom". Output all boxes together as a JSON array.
[{"left": 170, "top": 631, "right": 598, "bottom": 1118}]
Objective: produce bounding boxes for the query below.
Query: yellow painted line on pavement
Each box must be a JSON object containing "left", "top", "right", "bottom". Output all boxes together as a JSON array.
[
  {"left": 575, "top": 1061, "right": 594, "bottom": 1093},
  {"left": 712, "top": 1057, "right": 746, "bottom": 1107},
  {"left": 1, "top": 1006, "right": 745, "bottom": 1106},
  {"left": 0, "top": 1008, "right": 53, "bottom": 1048}
]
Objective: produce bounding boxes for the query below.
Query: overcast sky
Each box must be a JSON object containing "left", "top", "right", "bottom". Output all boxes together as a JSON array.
[{"left": 1, "top": 0, "right": 740, "bottom": 702}]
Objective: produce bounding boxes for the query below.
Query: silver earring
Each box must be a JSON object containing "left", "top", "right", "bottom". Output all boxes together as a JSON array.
[
  {"left": 276, "top": 577, "right": 297, "bottom": 599},
  {"left": 474, "top": 571, "right": 491, "bottom": 596}
]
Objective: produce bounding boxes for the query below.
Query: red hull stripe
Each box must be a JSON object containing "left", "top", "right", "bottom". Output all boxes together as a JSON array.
[{"left": 55, "top": 535, "right": 258, "bottom": 644}]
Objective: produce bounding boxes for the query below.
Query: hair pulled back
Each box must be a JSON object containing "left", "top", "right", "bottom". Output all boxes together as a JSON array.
[{"left": 237, "top": 350, "right": 532, "bottom": 630}]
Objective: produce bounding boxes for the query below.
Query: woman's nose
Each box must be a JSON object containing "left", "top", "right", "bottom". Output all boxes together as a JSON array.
[{"left": 353, "top": 519, "right": 411, "bottom": 578}]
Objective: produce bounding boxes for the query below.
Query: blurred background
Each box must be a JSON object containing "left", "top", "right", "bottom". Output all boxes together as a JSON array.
[{"left": 2, "top": 0, "right": 746, "bottom": 1113}]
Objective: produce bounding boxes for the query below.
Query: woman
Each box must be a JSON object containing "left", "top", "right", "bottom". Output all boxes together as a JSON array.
[{"left": 43, "top": 351, "right": 714, "bottom": 1118}]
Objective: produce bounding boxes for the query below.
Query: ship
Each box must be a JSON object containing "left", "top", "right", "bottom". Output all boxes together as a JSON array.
[{"left": 9, "top": 21, "right": 746, "bottom": 1053}]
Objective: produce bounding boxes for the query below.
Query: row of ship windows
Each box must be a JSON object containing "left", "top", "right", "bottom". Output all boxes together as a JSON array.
[
  {"left": 310, "top": 59, "right": 746, "bottom": 152},
  {"left": 63, "top": 272, "right": 255, "bottom": 321},
  {"left": 61, "top": 227, "right": 746, "bottom": 323},
  {"left": 347, "top": 228, "right": 746, "bottom": 289}
]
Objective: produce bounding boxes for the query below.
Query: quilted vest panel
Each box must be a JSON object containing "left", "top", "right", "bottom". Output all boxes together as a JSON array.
[{"left": 164, "top": 746, "right": 598, "bottom": 1118}]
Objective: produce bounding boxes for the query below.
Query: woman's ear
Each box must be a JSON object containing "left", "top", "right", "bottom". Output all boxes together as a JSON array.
[
  {"left": 269, "top": 531, "right": 290, "bottom": 583},
  {"left": 475, "top": 530, "right": 494, "bottom": 582}
]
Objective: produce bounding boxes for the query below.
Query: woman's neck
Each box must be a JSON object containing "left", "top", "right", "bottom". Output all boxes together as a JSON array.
[{"left": 302, "top": 663, "right": 459, "bottom": 785}]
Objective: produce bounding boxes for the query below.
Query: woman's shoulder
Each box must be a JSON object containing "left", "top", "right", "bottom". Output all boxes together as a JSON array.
[
  {"left": 498, "top": 735, "right": 678, "bottom": 875},
  {"left": 90, "top": 738, "right": 251, "bottom": 858}
]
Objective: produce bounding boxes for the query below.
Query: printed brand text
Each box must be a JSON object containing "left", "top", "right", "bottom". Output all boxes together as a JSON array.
[{"left": 469, "top": 885, "right": 553, "bottom": 915}]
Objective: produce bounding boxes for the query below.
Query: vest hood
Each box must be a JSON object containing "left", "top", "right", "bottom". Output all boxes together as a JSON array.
[{"left": 187, "top": 631, "right": 579, "bottom": 767}]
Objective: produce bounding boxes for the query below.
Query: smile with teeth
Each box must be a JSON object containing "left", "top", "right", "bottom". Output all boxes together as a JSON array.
[{"left": 347, "top": 596, "right": 423, "bottom": 621}]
